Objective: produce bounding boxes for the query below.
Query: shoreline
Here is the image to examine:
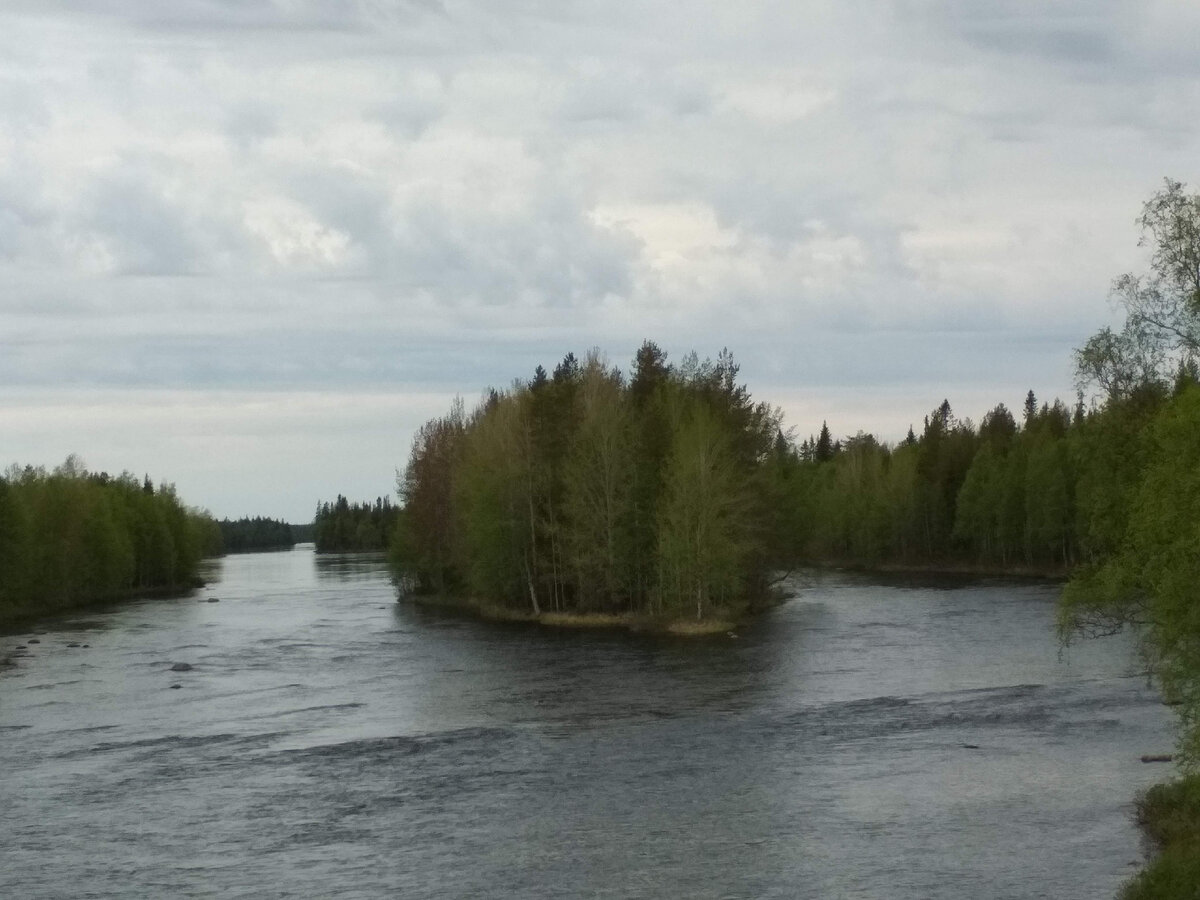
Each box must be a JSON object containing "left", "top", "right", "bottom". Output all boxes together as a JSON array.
[
  {"left": 794, "top": 558, "right": 1070, "bottom": 582},
  {"left": 400, "top": 592, "right": 740, "bottom": 637},
  {"left": 0, "top": 578, "right": 206, "bottom": 634},
  {"left": 395, "top": 562, "right": 1070, "bottom": 637},
  {"left": 1120, "top": 773, "right": 1200, "bottom": 898}
]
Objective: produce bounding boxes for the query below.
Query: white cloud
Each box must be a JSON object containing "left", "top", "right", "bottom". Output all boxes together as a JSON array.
[{"left": 1, "top": 1, "right": 1198, "bottom": 513}]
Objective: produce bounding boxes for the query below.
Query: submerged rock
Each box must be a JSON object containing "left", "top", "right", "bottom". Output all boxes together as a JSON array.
[{"left": 170, "top": 662, "right": 194, "bottom": 672}]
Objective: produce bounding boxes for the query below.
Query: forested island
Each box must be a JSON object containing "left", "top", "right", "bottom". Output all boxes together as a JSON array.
[{"left": 0, "top": 458, "right": 220, "bottom": 626}]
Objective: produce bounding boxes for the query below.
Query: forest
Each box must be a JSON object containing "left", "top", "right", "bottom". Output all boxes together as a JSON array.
[
  {"left": 391, "top": 341, "right": 1194, "bottom": 617},
  {"left": 314, "top": 496, "right": 400, "bottom": 553},
  {"left": 217, "top": 516, "right": 296, "bottom": 553},
  {"left": 0, "top": 458, "right": 220, "bottom": 625},
  {"left": 391, "top": 345, "right": 790, "bottom": 624}
]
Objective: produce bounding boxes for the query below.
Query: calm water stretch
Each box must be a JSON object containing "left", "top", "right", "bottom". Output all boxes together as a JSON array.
[{"left": 1, "top": 548, "right": 1172, "bottom": 898}]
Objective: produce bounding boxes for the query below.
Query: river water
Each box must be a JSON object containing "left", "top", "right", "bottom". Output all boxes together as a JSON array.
[{"left": 0, "top": 547, "right": 1173, "bottom": 899}]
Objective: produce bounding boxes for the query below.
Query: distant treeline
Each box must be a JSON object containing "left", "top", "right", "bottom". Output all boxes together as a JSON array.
[
  {"left": 314, "top": 496, "right": 399, "bottom": 552},
  {"left": 784, "top": 389, "right": 1121, "bottom": 573},
  {"left": 393, "top": 344, "right": 790, "bottom": 621},
  {"left": 0, "top": 458, "right": 220, "bottom": 624},
  {"left": 291, "top": 522, "right": 315, "bottom": 543},
  {"left": 216, "top": 517, "right": 296, "bottom": 553}
]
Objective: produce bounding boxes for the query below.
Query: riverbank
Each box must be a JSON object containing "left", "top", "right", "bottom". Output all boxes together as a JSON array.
[
  {"left": 0, "top": 577, "right": 206, "bottom": 633},
  {"left": 797, "top": 558, "right": 1070, "bottom": 581},
  {"left": 402, "top": 592, "right": 740, "bottom": 636},
  {"left": 1120, "top": 774, "right": 1200, "bottom": 899}
]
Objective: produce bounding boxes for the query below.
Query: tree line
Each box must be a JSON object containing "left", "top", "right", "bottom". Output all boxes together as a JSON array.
[
  {"left": 314, "top": 495, "right": 399, "bottom": 552},
  {"left": 781, "top": 388, "right": 1122, "bottom": 574},
  {"left": 392, "top": 345, "right": 790, "bottom": 621},
  {"left": 217, "top": 517, "right": 296, "bottom": 553},
  {"left": 0, "top": 457, "right": 220, "bottom": 624}
]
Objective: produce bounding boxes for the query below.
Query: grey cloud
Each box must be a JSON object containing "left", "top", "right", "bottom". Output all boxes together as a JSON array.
[
  {"left": 225, "top": 103, "right": 280, "bottom": 152},
  {"left": 2, "top": 0, "right": 1198, "bottom": 520},
  {"left": 556, "top": 67, "right": 713, "bottom": 125},
  {"left": 79, "top": 167, "right": 223, "bottom": 276},
  {"left": 12, "top": 0, "right": 446, "bottom": 34}
]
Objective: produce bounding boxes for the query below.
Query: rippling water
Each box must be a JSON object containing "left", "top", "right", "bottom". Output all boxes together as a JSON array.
[{"left": 0, "top": 548, "right": 1173, "bottom": 898}]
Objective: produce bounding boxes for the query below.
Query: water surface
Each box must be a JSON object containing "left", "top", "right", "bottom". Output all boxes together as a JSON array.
[{"left": 0, "top": 549, "right": 1173, "bottom": 898}]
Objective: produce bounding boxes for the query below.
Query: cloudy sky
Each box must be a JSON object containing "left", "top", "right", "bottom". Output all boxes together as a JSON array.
[{"left": 3, "top": 2, "right": 1199, "bottom": 522}]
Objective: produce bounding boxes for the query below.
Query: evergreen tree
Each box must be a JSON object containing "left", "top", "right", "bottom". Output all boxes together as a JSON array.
[{"left": 815, "top": 422, "right": 834, "bottom": 463}]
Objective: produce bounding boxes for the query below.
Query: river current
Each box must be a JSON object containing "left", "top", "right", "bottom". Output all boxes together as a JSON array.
[{"left": 1, "top": 547, "right": 1173, "bottom": 898}]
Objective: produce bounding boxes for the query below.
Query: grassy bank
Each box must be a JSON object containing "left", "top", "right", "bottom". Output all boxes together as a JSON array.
[
  {"left": 1121, "top": 775, "right": 1200, "bottom": 900},
  {"left": 402, "top": 592, "right": 739, "bottom": 636}
]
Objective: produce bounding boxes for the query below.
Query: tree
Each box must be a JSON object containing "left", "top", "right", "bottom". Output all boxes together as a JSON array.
[
  {"left": 815, "top": 422, "right": 834, "bottom": 463},
  {"left": 656, "top": 402, "right": 750, "bottom": 619},
  {"left": 394, "top": 401, "right": 466, "bottom": 590},
  {"left": 1076, "top": 179, "right": 1200, "bottom": 399},
  {"left": 561, "top": 353, "right": 635, "bottom": 610},
  {"left": 1060, "top": 385, "right": 1200, "bottom": 761}
]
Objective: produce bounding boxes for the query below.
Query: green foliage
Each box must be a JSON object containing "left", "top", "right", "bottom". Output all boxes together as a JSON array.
[
  {"left": 1121, "top": 775, "right": 1200, "bottom": 900},
  {"left": 1062, "top": 178, "right": 1200, "bottom": 771},
  {"left": 392, "top": 343, "right": 789, "bottom": 619},
  {"left": 217, "top": 517, "right": 293, "bottom": 553},
  {"left": 315, "top": 495, "right": 400, "bottom": 553},
  {"left": 1064, "top": 386, "right": 1200, "bottom": 763},
  {"left": 0, "top": 460, "right": 215, "bottom": 624},
  {"left": 1077, "top": 178, "right": 1200, "bottom": 402},
  {"left": 786, "top": 392, "right": 1081, "bottom": 570}
]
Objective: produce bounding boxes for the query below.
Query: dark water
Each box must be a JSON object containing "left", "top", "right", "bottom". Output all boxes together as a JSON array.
[{"left": 1, "top": 548, "right": 1173, "bottom": 898}]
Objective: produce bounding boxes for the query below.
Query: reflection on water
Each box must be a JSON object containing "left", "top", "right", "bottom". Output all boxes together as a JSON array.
[
  {"left": 315, "top": 550, "right": 391, "bottom": 582},
  {"left": 0, "top": 547, "right": 1172, "bottom": 899}
]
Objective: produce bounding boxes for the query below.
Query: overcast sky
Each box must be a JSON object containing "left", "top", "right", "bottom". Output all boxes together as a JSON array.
[{"left": 3, "top": 2, "right": 1199, "bottom": 522}]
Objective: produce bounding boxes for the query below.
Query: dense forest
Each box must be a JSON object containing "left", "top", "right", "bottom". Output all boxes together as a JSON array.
[
  {"left": 314, "top": 496, "right": 399, "bottom": 553},
  {"left": 0, "top": 458, "right": 220, "bottom": 625},
  {"left": 217, "top": 516, "right": 295, "bottom": 553},
  {"left": 391, "top": 340, "right": 1146, "bottom": 618},
  {"left": 392, "top": 344, "right": 790, "bottom": 622}
]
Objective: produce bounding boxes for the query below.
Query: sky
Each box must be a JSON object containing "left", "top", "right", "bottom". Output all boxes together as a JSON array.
[{"left": 3, "top": 2, "right": 1200, "bottom": 522}]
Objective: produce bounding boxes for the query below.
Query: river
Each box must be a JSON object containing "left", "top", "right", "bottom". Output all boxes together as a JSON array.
[{"left": 0, "top": 547, "right": 1173, "bottom": 898}]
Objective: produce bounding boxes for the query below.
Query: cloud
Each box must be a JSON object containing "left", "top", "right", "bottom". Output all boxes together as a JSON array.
[{"left": 2, "top": 1, "right": 1199, "bottom": 513}]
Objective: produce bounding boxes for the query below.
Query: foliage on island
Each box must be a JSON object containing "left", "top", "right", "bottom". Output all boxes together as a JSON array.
[
  {"left": 0, "top": 457, "right": 220, "bottom": 624},
  {"left": 216, "top": 516, "right": 296, "bottom": 553},
  {"left": 314, "top": 495, "right": 399, "bottom": 553},
  {"left": 392, "top": 345, "right": 790, "bottom": 621}
]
